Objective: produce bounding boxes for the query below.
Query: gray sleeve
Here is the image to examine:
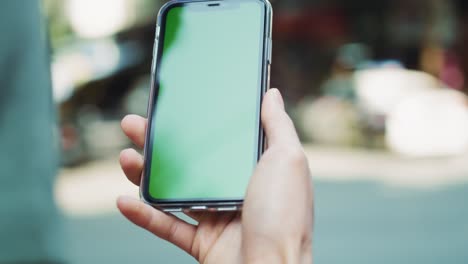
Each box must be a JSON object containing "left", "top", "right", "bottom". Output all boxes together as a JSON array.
[{"left": 0, "top": 0, "right": 64, "bottom": 262}]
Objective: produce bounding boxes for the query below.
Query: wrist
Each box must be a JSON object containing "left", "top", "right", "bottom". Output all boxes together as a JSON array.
[{"left": 245, "top": 238, "right": 312, "bottom": 264}]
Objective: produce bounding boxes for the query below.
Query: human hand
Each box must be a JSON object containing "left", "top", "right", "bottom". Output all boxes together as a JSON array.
[{"left": 117, "top": 88, "right": 313, "bottom": 263}]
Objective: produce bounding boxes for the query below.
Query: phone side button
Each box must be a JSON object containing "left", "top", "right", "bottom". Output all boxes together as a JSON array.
[
  {"left": 217, "top": 206, "right": 238, "bottom": 212},
  {"left": 267, "top": 37, "right": 273, "bottom": 64},
  {"left": 164, "top": 208, "right": 183, "bottom": 212},
  {"left": 191, "top": 206, "right": 208, "bottom": 211},
  {"left": 151, "top": 40, "right": 158, "bottom": 74}
]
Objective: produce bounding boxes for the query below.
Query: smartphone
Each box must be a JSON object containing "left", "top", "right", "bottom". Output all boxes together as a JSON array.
[{"left": 141, "top": 0, "right": 273, "bottom": 212}]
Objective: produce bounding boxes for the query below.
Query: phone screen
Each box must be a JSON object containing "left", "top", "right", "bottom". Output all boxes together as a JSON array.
[{"left": 146, "top": 1, "right": 267, "bottom": 201}]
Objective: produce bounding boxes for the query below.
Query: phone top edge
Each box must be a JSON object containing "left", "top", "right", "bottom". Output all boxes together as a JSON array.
[
  {"left": 156, "top": 0, "right": 273, "bottom": 35},
  {"left": 157, "top": 0, "right": 273, "bottom": 19}
]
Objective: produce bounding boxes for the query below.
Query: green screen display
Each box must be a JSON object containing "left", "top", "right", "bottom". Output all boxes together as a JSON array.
[{"left": 148, "top": 1, "right": 266, "bottom": 200}]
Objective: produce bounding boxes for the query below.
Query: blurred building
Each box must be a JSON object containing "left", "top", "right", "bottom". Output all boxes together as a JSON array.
[{"left": 43, "top": 0, "right": 468, "bottom": 162}]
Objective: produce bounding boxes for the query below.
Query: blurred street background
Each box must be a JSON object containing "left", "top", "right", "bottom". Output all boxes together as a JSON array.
[{"left": 42, "top": 0, "right": 468, "bottom": 262}]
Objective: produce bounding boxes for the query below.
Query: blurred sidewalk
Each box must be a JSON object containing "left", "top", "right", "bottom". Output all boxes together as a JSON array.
[
  {"left": 56, "top": 146, "right": 468, "bottom": 263},
  {"left": 305, "top": 146, "right": 468, "bottom": 187}
]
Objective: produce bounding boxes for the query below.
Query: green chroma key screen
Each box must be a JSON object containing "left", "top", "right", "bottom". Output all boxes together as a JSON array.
[{"left": 148, "top": 1, "right": 266, "bottom": 200}]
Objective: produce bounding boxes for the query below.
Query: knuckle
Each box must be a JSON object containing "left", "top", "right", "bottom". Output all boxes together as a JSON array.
[
  {"left": 167, "top": 220, "right": 180, "bottom": 242},
  {"left": 142, "top": 205, "right": 155, "bottom": 230},
  {"left": 276, "top": 146, "right": 308, "bottom": 167}
]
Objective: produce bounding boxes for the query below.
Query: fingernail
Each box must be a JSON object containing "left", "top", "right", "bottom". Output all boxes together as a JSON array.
[{"left": 271, "top": 88, "right": 284, "bottom": 109}]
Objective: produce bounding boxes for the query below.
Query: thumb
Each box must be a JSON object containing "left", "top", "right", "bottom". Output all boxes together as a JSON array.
[{"left": 261, "top": 88, "right": 300, "bottom": 148}]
